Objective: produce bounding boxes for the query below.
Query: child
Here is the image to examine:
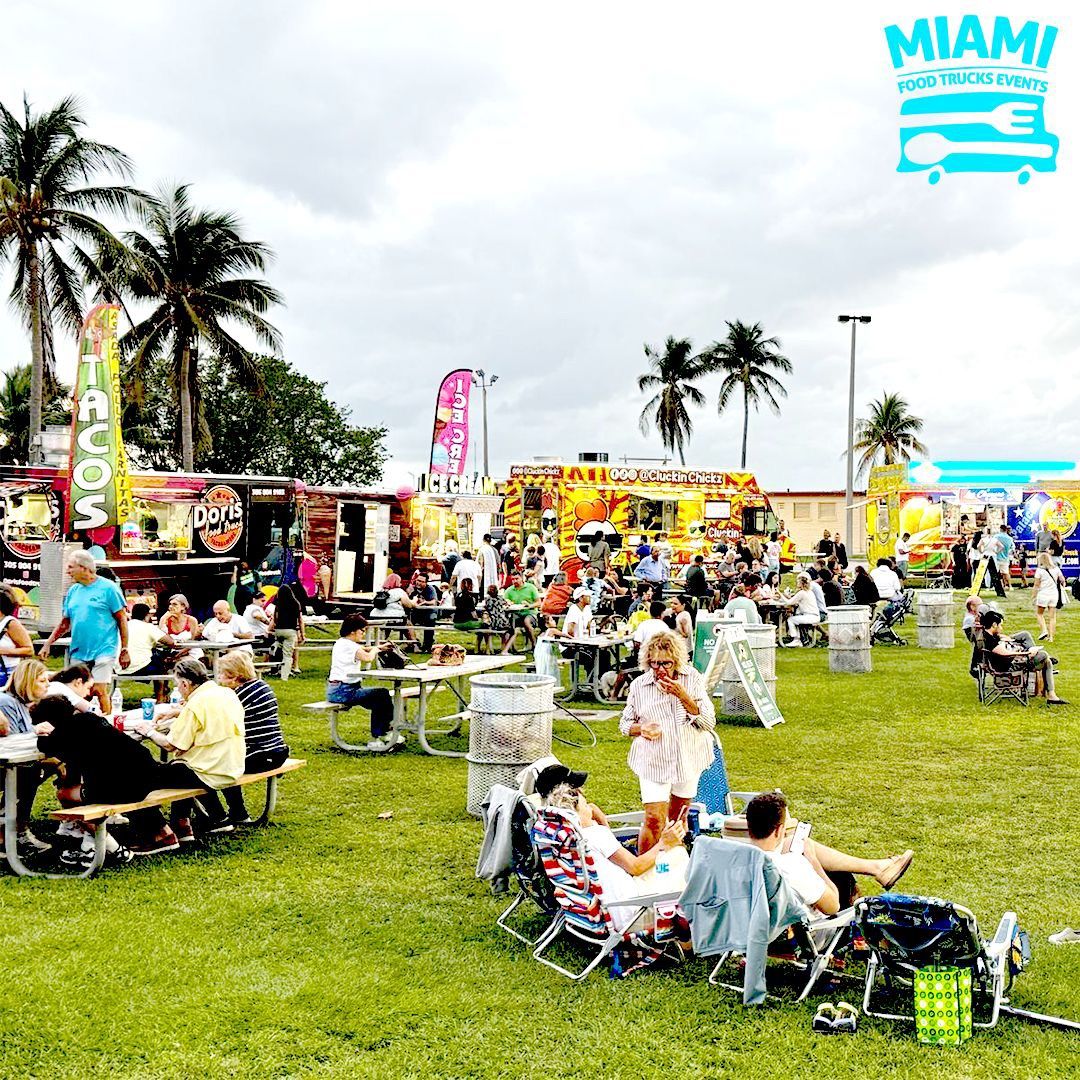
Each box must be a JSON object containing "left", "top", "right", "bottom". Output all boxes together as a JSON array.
[{"left": 46, "top": 665, "right": 99, "bottom": 714}]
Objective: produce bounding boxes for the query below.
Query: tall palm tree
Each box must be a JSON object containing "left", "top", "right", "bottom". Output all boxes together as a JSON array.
[
  {"left": 0, "top": 363, "right": 71, "bottom": 465},
  {"left": 853, "top": 392, "right": 928, "bottom": 478},
  {"left": 699, "top": 320, "right": 792, "bottom": 469},
  {"left": 0, "top": 95, "right": 137, "bottom": 461},
  {"left": 119, "top": 184, "right": 283, "bottom": 470},
  {"left": 636, "top": 336, "right": 709, "bottom": 466}
]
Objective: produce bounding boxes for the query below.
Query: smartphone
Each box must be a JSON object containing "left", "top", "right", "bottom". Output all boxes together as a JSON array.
[{"left": 789, "top": 819, "right": 812, "bottom": 856}]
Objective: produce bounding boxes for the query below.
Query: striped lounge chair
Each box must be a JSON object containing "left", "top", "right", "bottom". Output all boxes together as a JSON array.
[{"left": 530, "top": 806, "right": 683, "bottom": 980}]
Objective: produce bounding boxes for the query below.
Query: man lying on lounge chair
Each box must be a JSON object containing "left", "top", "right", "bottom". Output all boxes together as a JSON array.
[{"left": 744, "top": 793, "right": 914, "bottom": 916}]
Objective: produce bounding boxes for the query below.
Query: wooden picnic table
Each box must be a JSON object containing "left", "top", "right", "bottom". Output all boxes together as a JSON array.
[{"left": 361, "top": 653, "right": 523, "bottom": 757}]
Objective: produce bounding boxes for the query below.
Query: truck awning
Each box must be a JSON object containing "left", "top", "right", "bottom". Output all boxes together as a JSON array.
[{"left": 452, "top": 496, "right": 504, "bottom": 514}]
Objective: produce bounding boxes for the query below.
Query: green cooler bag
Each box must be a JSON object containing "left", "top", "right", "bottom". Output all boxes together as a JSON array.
[{"left": 914, "top": 965, "right": 973, "bottom": 1046}]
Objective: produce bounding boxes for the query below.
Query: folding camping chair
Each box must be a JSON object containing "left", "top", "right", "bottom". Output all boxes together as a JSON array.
[
  {"left": 530, "top": 806, "right": 683, "bottom": 980},
  {"left": 975, "top": 652, "right": 1032, "bottom": 706},
  {"left": 855, "top": 893, "right": 1021, "bottom": 1029},
  {"left": 686, "top": 837, "right": 856, "bottom": 1004},
  {"left": 495, "top": 795, "right": 563, "bottom": 947}
]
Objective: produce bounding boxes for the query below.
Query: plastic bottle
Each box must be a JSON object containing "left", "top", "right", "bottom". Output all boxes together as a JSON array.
[
  {"left": 655, "top": 847, "right": 671, "bottom": 878},
  {"left": 169, "top": 686, "right": 182, "bottom": 707},
  {"left": 110, "top": 687, "right": 124, "bottom": 716}
]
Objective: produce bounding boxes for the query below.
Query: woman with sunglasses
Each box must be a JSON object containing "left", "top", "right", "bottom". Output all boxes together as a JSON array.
[{"left": 619, "top": 629, "right": 715, "bottom": 855}]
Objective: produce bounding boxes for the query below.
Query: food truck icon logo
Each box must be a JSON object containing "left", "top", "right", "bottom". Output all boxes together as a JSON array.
[
  {"left": 1040, "top": 497, "right": 1078, "bottom": 538},
  {"left": 193, "top": 485, "right": 244, "bottom": 553},
  {"left": 885, "top": 16, "right": 1059, "bottom": 184}
]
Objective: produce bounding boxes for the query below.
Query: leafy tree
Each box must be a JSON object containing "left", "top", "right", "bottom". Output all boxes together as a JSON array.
[
  {"left": 636, "top": 336, "right": 709, "bottom": 466},
  {"left": 0, "top": 95, "right": 137, "bottom": 460},
  {"left": 699, "top": 320, "right": 792, "bottom": 469},
  {"left": 118, "top": 183, "right": 282, "bottom": 470},
  {"left": 124, "top": 355, "right": 388, "bottom": 486},
  {"left": 0, "top": 363, "right": 71, "bottom": 465},
  {"left": 853, "top": 392, "right": 928, "bottom": 478}
]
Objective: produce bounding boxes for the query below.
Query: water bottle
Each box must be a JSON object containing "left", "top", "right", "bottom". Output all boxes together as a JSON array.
[
  {"left": 655, "top": 848, "right": 671, "bottom": 878},
  {"left": 170, "top": 686, "right": 182, "bottom": 707},
  {"left": 110, "top": 687, "right": 124, "bottom": 716}
]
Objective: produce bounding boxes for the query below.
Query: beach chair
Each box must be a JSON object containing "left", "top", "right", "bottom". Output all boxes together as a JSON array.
[
  {"left": 530, "top": 806, "right": 683, "bottom": 980},
  {"left": 495, "top": 795, "right": 563, "bottom": 947},
  {"left": 855, "top": 893, "right": 1022, "bottom": 1029},
  {"left": 975, "top": 651, "right": 1031, "bottom": 706},
  {"left": 686, "top": 837, "right": 856, "bottom": 1004}
]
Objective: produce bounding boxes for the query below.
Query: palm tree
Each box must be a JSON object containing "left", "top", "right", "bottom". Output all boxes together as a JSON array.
[
  {"left": 118, "top": 184, "right": 283, "bottom": 470},
  {"left": 636, "top": 337, "right": 709, "bottom": 466},
  {"left": 0, "top": 95, "right": 137, "bottom": 461},
  {"left": 700, "top": 320, "right": 792, "bottom": 469},
  {"left": 0, "top": 363, "right": 71, "bottom": 465},
  {"left": 852, "top": 392, "right": 928, "bottom": 478}
]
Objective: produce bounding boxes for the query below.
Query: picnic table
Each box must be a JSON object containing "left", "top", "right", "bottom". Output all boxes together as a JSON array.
[
  {"left": 362, "top": 652, "right": 523, "bottom": 757},
  {"left": 562, "top": 633, "right": 632, "bottom": 703}
]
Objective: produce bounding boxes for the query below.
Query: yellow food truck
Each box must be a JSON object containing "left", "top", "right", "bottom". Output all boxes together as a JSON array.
[{"left": 503, "top": 461, "right": 778, "bottom": 580}]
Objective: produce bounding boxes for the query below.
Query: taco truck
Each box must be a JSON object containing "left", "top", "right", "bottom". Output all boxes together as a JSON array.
[
  {"left": 503, "top": 459, "right": 779, "bottom": 581},
  {"left": 866, "top": 460, "right": 1080, "bottom": 578}
]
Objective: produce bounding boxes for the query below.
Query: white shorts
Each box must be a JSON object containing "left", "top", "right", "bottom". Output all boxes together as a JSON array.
[
  {"left": 89, "top": 657, "right": 117, "bottom": 684},
  {"left": 640, "top": 772, "right": 701, "bottom": 804}
]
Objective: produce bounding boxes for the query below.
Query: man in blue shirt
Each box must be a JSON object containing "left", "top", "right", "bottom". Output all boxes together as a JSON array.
[
  {"left": 995, "top": 525, "right": 1015, "bottom": 591},
  {"left": 634, "top": 548, "right": 670, "bottom": 585},
  {"left": 40, "top": 550, "right": 129, "bottom": 713}
]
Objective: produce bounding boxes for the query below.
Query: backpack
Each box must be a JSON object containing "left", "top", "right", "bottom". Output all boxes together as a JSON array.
[{"left": 371, "top": 590, "right": 390, "bottom": 610}]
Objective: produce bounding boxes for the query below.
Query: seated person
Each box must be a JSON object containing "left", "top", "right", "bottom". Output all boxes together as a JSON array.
[
  {"left": 851, "top": 564, "right": 880, "bottom": 608},
  {"left": 437, "top": 581, "right": 455, "bottom": 615},
  {"left": 979, "top": 609, "right": 1066, "bottom": 705},
  {"left": 201, "top": 600, "right": 255, "bottom": 652},
  {"left": 578, "top": 566, "right": 606, "bottom": 607},
  {"left": 132, "top": 658, "right": 245, "bottom": 839},
  {"left": 242, "top": 591, "right": 273, "bottom": 639},
  {"left": 407, "top": 572, "right": 439, "bottom": 651},
  {"left": 818, "top": 569, "right": 843, "bottom": 609},
  {"left": 744, "top": 792, "right": 915, "bottom": 916},
  {"left": 453, "top": 581, "right": 483, "bottom": 631},
  {"left": 869, "top": 558, "right": 902, "bottom": 603},
  {"left": 722, "top": 583, "right": 761, "bottom": 624},
  {"left": 368, "top": 574, "right": 418, "bottom": 646},
  {"left": 607, "top": 601, "right": 668, "bottom": 701},
  {"left": 324, "top": 614, "right": 400, "bottom": 751},
  {"left": 809, "top": 575, "right": 828, "bottom": 620},
  {"left": 119, "top": 603, "right": 176, "bottom": 695},
  {"left": 548, "top": 587, "right": 595, "bottom": 647},
  {"left": 45, "top": 664, "right": 99, "bottom": 714},
  {"left": 215, "top": 650, "right": 290, "bottom": 824},
  {"left": 780, "top": 573, "right": 820, "bottom": 647},
  {"left": 665, "top": 594, "right": 695, "bottom": 646},
  {"left": 479, "top": 584, "right": 515, "bottom": 654},
  {"left": 503, "top": 570, "right": 541, "bottom": 649},
  {"left": 626, "top": 582, "right": 655, "bottom": 621},
  {"left": 540, "top": 772, "right": 688, "bottom": 933},
  {"left": 539, "top": 572, "right": 572, "bottom": 618},
  {"left": 681, "top": 554, "right": 711, "bottom": 602}
]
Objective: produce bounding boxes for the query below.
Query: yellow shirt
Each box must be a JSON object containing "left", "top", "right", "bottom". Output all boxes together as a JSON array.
[
  {"left": 627, "top": 608, "right": 651, "bottom": 632},
  {"left": 169, "top": 681, "right": 246, "bottom": 787}
]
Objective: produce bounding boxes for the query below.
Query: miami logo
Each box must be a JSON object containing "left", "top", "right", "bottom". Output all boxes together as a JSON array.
[{"left": 885, "top": 16, "right": 1059, "bottom": 184}]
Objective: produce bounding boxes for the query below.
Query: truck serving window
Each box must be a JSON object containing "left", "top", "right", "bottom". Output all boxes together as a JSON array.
[{"left": 628, "top": 496, "right": 678, "bottom": 533}]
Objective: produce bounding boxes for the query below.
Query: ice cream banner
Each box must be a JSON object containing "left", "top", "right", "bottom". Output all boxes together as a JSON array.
[
  {"left": 68, "top": 304, "right": 135, "bottom": 532},
  {"left": 429, "top": 368, "right": 473, "bottom": 476}
]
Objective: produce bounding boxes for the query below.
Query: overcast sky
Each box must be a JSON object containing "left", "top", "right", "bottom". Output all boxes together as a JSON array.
[{"left": 3, "top": 1, "right": 1079, "bottom": 493}]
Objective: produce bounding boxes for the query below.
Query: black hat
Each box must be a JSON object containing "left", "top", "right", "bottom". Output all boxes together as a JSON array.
[{"left": 535, "top": 763, "right": 588, "bottom": 798}]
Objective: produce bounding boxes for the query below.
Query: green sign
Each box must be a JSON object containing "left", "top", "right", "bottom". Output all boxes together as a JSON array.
[{"left": 727, "top": 636, "right": 784, "bottom": 729}]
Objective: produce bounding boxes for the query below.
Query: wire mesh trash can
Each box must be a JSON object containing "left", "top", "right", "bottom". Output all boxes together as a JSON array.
[
  {"left": 917, "top": 589, "right": 956, "bottom": 649},
  {"left": 720, "top": 623, "right": 778, "bottom": 715},
  {"left": 828, "top": 605, "right": 872, "bottom": 673},
  {"left": 466, "top": 673, "right": 555, "bottom": 817}
]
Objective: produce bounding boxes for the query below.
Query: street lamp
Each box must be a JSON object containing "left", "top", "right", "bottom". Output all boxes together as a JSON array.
[
  {"left": 837, "top": 315, "right": 871, "bottom": 554},
  {"left": 472, "top": 369, "right": 499, "bottom": 476}
]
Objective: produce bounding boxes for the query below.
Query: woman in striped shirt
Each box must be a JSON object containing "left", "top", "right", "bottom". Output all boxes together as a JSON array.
[
  {"left": 216, "top": 650, "right": 290, "bottom": 824},
  {"left": 619, "top": 630, "right": 715, "bottom": 854}
]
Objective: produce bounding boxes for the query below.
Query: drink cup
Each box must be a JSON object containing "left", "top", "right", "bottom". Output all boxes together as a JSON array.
[
  {"left": 112, "top": 715, "right": 126, "bottom": 732},
  {"left": 141, "top": 698, "right": 156, "bottom": 723}
]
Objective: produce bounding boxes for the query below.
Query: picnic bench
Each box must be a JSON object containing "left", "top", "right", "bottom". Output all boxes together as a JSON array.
[
  {"left": 303, "top": 689, "right": 442, "bottom": 752},
  {"left": 36, "top": 758, "right": 307, "bottom": 879}
]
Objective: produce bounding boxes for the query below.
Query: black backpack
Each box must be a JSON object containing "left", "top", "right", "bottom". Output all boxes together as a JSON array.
[{"left": 372, "top": 590, "right": 390, "bottom": 610}]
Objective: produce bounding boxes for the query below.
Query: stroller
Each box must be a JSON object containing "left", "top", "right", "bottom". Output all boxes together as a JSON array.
[{"left": 870, "top": 590, "right": 913, "bottom": 646}]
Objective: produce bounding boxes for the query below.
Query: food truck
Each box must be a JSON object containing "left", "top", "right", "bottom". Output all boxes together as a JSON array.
[
  {"left": 0, "top": 465, "right": 303, "bottom": 619},
  {"left": 866, "top": 460, "right": 1080, "bottom": 577},
  {"left": 503, "top": 461, "right": 777, "bottom": 580}
]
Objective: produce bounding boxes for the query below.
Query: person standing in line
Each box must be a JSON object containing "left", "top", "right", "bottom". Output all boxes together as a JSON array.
[
  {"left": 995, "top": 524, "right": 1015, "bottom": 591},
  {"left": 1036, "top": 523, "right": 1054, "bottom": 555},
  {"left": 1049, "top": 529, "right": 1065, "bottom": 568},
  {"left": 586, "top": 530, "right": 612, "bottom": 574},
  {"left": 951, "top": 532, "right": 971, "bottom": 590},
  {"left": 39, "top": 550, "right": 130, "bottom": 715},
  {"left": 478, "top": 533, "right": 500, "bottom": 593},
  {"left": 542, "top": 540, "right": 561, "bottom": 587},
  {"left": 832, "top": 532, "right": 848, "bottom": 569},
  {"left": 450, "top": 550, "right": 482, "bottom": 593},
  {"left": 270, "top": 585, "right": 304, "bottom": 679},
  {"left": 893, "top": 532, "right": 911, "bottom": 580},
  {"left": 978, "top": 529, "right": 1005, "bottom": 598}
]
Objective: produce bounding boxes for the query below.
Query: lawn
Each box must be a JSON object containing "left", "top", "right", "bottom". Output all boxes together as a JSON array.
[{"left": 1, "top": 590, "right": 1079, "bottom": 1079}]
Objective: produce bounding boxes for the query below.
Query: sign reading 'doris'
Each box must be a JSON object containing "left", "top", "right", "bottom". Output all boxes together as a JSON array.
[
  {"left": 885, "top": 15, "right": 1059, "bottom": 185},
  {"left": 192, "top": 485, "right": 244, "bottom": 553}
]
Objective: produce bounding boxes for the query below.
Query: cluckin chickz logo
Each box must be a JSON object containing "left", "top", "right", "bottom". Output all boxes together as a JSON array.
[{"left": 885, "top": 15, "right": 1059, "bottom": 184}]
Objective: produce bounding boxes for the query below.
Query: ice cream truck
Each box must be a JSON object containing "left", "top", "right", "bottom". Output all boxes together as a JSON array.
[
  {"left": 503, "top": 460, "right": 778, "bottom": 581},
  {"left": 866, "top": 460, "right": 1080, "bottom": 578}
]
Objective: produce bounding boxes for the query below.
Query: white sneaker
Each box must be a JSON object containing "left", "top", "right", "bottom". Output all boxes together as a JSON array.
[
  {"left": 1049, "top": 927, "right": 1080, "bottom": 945},
  {"left": 367, "top": 732, "right": 405, "bottom": 752},
  {"left": 780, "top": 639, "right": 803, "bottom": 648},
  {"left": 105, "top": 814, "right": 129, "bottom": 826},
  {"left": 55, "top": 821, "right": 82, "bottom": 838},
  {"left": 17, "top": 829, "right": 52, "bottom": 853}
]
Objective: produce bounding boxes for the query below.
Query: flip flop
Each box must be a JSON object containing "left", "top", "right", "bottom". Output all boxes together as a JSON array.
[
  {"left": 878, "top": 849, "right": 914, "bottom": 890},
  {"left": 812, "top": 1003, "right": 838, "bottom": 1034}
]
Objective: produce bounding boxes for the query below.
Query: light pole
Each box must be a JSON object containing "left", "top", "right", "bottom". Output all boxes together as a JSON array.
[
  {"left": 472, "top": 369, "right": 498, "bottom": 476},
  {"left": 837, "top": 315, "right": 871, "bottom": 553}
]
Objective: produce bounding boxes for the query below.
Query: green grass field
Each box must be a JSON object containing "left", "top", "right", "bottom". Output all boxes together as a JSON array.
[{"left": 2, "top": 591, "right": 1079, "bottom": 1079}]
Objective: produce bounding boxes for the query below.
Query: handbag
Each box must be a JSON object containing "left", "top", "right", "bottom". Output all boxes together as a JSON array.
[
  {"left": 914, "top": 965, "right": 973, "bottom": 1046},
  {"left": 1056, "top": 575, "right": 1067, "bottom": 609},
  {"left": 429, "top": 643, "right": 465, "bottom": 667},
  {"left": 377, "top": 644, "right": 409, "bottom": 669}
]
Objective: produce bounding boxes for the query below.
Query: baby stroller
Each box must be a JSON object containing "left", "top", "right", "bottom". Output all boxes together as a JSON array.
[{"left": 870, "top": 590, "right": 913, "bottom": 647}]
